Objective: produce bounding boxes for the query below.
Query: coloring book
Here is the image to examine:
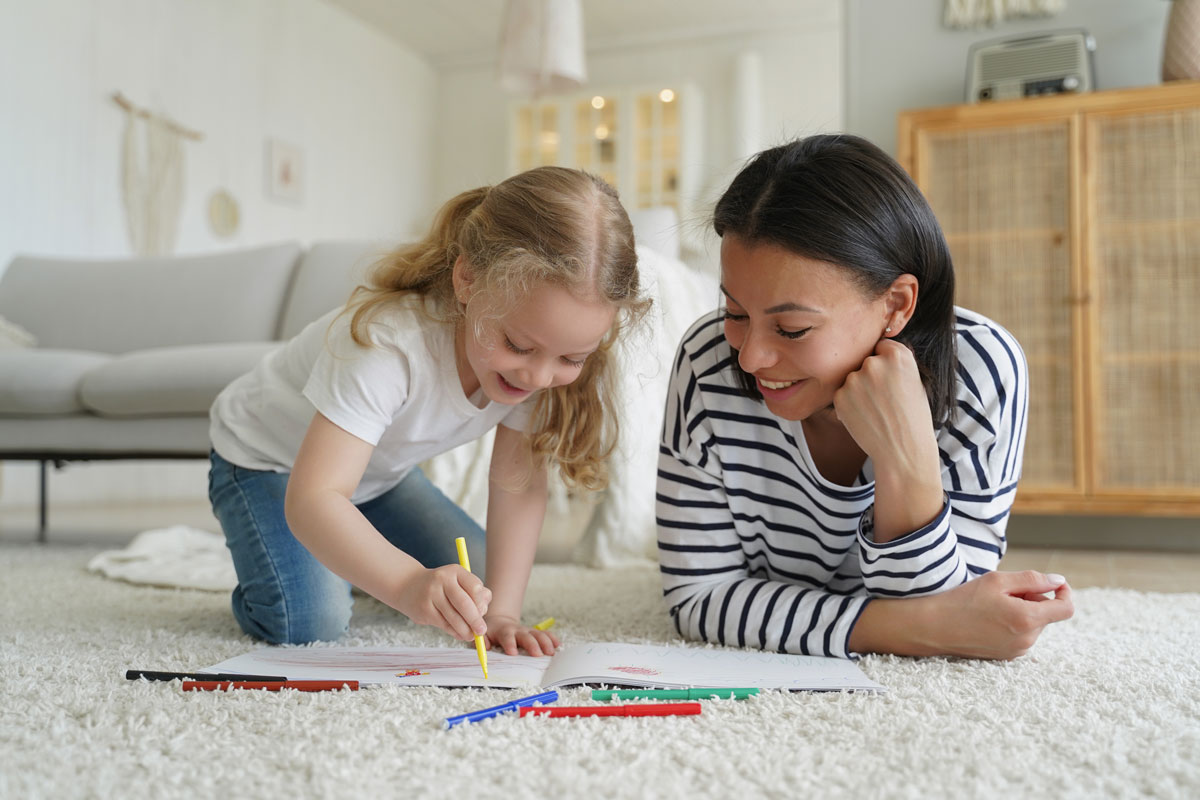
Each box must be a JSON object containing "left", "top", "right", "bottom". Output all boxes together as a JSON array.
[{"left": 203, "top": 641, "right": 884, "bottom": 692}]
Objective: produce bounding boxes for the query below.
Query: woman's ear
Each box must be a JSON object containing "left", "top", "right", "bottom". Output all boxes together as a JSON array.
[
  {"left": 451, "top": 254, "right": 474, "bottom": 305},
  {"left": 882, "top": 273, "right": 919, "bottom": 337}
]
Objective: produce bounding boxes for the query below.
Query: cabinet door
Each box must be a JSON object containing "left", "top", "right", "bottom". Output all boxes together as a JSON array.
[
  {"left": 915, "top": 121, "right": 1079, "bottom": 495},
  {"left": 1088, "top": 107, "right": 1200, "bottom": 497}
]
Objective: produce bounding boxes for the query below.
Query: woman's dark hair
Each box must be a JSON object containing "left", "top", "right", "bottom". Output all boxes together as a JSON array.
[{"left": 713, "top": 133, "right": 958, "bottom": 425}]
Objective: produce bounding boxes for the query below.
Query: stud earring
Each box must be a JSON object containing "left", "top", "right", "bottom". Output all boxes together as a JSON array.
[{"left": 885, "top": 326, "right": 892, "bottom": 334}]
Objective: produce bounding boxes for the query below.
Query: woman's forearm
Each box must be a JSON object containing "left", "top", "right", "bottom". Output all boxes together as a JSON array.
[
  {"left": 869, "top": 450, "right": 944, "bottom": 544},
  {"left": 847, "top": 595, "right": 941, "bottom": 657},
  {"left": 848, "top": 571, "right": 1074, "bottom": 660}
]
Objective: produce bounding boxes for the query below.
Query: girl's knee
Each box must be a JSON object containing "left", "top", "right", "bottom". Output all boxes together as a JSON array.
[
  {"left": 231, "top": 583, "right": 352, "bottom": 644},
  {"left": 282, "top": 602, "right": 352, "bottom": 644}
]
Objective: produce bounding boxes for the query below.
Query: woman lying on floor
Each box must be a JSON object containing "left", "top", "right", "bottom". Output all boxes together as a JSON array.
[{"left": 656, "top": 134, "right": 1073, "bottom": 660}]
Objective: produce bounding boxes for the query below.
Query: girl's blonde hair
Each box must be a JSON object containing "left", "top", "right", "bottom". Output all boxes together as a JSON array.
[{"left": 345, "top": 166, "right": 649, "bottom": 490}]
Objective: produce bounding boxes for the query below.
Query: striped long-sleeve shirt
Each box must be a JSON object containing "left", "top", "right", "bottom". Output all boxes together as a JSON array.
[{"left": 656, "top": 306, "right": 1029, "bottom": 659}]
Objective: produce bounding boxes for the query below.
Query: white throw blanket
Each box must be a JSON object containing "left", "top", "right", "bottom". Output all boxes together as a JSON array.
[{"left": 87, "top": 525, "right": 237, "bottom": 591}]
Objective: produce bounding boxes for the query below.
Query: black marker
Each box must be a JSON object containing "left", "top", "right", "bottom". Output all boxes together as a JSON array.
[{"left": 125, "top": 670, "right": 289, "bottom": 682}]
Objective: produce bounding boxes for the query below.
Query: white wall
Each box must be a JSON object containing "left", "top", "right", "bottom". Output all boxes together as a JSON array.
[
  {"left": 0, "top": 0, "right": 436, "bottom": 510},
  {"left": 434, "top": 4, "right": 843, "bottom": 274},
  {"left": 844, "top": 0, "right": 1173, "bottom": 154},
  {"left": 0, "top": 0, "right": 435, "bottom": 274}
]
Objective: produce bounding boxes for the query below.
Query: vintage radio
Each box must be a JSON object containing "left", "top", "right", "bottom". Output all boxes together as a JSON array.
[{"left": 966, "top": 29, "right": 1096, "bottom": 103}]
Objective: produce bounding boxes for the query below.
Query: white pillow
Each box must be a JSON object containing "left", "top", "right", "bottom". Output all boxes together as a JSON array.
[
  {"left": 0, "top": 314, "right": 36, "bottom": 349},
  {"left": 573, "top": 246, "right": 719, "bottom": 566},
  {"left": 422, "top": 246, "right": 719, "bottom": 568}
]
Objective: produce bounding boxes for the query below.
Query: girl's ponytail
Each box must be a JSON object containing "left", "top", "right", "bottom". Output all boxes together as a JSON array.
[{"left": 346, "top": 186, "right": 490, "bottom": 345}]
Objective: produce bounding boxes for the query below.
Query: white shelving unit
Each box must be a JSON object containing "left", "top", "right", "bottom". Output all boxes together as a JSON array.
[{"left": 509, "top": 84, "right": 702, "bottom": 229}]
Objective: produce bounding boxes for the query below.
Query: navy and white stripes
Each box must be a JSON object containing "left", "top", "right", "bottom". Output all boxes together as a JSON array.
[{"left": 656, "top": 307, "right": 1028, "bottom": 658}]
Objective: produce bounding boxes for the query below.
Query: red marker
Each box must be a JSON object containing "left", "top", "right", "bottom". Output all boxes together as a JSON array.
[
  {"left": 181, "top": 680, "right": 358, "bottom": 692},
  {"left": 519, "top": 702, "right": 701, "bottom": 718}
]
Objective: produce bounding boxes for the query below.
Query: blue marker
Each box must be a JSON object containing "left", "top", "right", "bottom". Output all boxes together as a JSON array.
[{"left": 443, "top": 690, "right": 559, "bottom": 729}]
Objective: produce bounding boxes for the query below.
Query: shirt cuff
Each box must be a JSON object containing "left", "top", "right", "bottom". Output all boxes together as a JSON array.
[{"left": 857, "top": 494, "right": 951, "bottom": 550}]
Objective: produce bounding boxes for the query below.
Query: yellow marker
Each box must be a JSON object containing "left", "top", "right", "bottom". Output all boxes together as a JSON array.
[
  {"left": 454, "top": 537, "right": 488, "bottom": 680},
  {"left": 533, "top": 617, "right": 556, "bottom": 631}
]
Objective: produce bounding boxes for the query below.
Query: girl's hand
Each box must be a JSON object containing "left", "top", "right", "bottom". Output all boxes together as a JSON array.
[
  {"left": 483, "top": 613, "right": 561, "bottom": 657},
  {"left": 392, "top": 565, "right": 491, "bottom": 643},
  {"left": 833, "top": 338, "right": 936, "bottom": 467},
  {"left": 926, "top": 571, "right": 1074, "bottom": 660}
]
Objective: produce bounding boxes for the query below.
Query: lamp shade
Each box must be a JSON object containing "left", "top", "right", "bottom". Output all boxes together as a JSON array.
[{"left": 498, "top": 0, "right": 586, "bottom": 94}]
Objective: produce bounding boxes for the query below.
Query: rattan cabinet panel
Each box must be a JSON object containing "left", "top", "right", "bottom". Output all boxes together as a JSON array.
[
  {"left": 898, "top": 82, "right": 1200, "bottom": 515},
  {"left": 921, "top": 122, "right": 1076, "bottom": 491},
  {"left": 1091, "top": 108, "right": 1200, "bottom": 493}
]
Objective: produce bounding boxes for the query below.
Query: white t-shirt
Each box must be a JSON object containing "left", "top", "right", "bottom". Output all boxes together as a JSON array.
[{"left": 210, "top": 294, "right": 533, "bottom": 504}]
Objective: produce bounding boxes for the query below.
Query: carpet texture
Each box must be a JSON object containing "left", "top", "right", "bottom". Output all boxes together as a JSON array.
[{"left": 2, "top": 543, "right": 1198, "bottom": 799}]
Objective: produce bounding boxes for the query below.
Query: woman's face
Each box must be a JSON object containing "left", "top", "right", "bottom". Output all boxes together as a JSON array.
[{"left": 720, "top": 234, "right": 893, "bottom": 422}]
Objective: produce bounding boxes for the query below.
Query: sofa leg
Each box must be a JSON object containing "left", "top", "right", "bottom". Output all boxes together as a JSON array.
[{"left": 37, "top": 459, "right": 48, "bottom": 544}]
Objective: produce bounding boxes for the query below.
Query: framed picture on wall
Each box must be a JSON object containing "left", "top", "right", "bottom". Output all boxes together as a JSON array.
[{"left": 265, "top": 138, "right": 304, "bottom": 204}]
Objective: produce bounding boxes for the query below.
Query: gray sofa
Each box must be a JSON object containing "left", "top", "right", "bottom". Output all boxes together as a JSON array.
[
  {"left": 0, "top": 212, "right": 718, "bottom": 563},
  {"left": 0, "top": 240, "right": 386, "bottom": 539}
]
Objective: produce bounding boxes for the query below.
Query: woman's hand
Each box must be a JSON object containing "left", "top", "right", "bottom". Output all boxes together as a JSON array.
[
  {"left": 833, "top": 338, "right": 943, "bottom": 541},
  {"left": 833, "top": 338, "right": 937, "bottom": 470},
  {"left": 483, "top": 613, "right": 560, "bottom": 657},
  {"left": 931, "top": 570, "right": 1074, "bottom": 659},
  {"left": 391, "top": 565, "right": 491, "bottom": 643},
  {"left": 851, "top": 570, "right": 1075, "bottom": 659}
]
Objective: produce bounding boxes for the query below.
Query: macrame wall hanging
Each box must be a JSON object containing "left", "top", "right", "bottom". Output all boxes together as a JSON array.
[
  {"left": 943, "top": 0, "right": 1066, "bottom": 29},
  {"left": 112, "top": 92, "right": 202, "bottom": 257}
]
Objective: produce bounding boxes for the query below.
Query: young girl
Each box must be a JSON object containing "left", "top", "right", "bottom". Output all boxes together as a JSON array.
[
  {"left": 209, "top": 166, "right": 648, "bottom": 653},
  {"left": 657, "top": 134, "right": 1074, "bottom": 660}
]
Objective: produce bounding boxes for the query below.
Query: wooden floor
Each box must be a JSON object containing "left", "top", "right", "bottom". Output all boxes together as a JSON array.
[
  {"left": 998, "top": 547, "right": 1200, "bottom": 593},
  {"left": 1, "top": 500, "right": 1198, "bottom": 592}
]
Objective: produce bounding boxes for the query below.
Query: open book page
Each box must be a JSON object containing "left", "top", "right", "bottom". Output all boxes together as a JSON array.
[
  {"left": 204, "top": 641, "right": 884, "bottom": 692},
  {"left": 540, "top": 642, "right": 883, "bottom": 691},
  {"left": 204, "top": 646, "right": 552, "bottom": 688}
]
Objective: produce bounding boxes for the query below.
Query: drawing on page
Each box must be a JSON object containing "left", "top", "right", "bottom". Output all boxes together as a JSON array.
[{"left": 607, "top": 665, "right": 662, "bottom": 677}]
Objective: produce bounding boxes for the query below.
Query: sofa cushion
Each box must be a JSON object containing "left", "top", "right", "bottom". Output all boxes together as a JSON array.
[
  {"left": 79, "top": 342, "right": 281, "bottom": 417},
  {"left": 0, "top": 349, "right": 112, "bottom": 415},
  {"left": 277, "top": 240, "right": 392, "bottom": 340},
  {"left": 0, "top": 243, "right": 302, "bottom": 354}
]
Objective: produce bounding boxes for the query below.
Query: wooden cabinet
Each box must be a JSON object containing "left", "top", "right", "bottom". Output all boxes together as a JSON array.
[{"left": 898, "top": 81, "right": 1200, "bottom": 515}]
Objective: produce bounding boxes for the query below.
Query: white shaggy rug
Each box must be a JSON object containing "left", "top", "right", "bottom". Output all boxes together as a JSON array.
[{"left": 2, "top": 543, "right": 1198, "bottom": 800}]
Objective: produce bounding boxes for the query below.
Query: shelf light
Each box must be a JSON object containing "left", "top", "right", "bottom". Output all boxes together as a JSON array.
[
  {"left": 591, "top": 96, "right": 606, "bottom": 109},
  {"left": 659, "top": 88, "right": 676, "bottom": 103},
  {"left": 594, "top": 124, "right": 610, "bottom": 140}
]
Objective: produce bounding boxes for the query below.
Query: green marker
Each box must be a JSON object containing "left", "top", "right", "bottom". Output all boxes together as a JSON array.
[{"left": 591, "top": 688, "right": 760, "bottom": 701}]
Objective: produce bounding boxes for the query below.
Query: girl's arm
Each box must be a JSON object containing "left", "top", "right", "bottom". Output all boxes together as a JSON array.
[
  {"left": 482, "top": 422, "right": 560, "bottom": 656},
  {"left": 285, "top": 412, "right": 490, "bottom": 643}
]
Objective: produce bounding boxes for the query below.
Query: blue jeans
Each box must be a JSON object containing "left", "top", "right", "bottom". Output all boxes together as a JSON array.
[{"left": 207, "top": 450, "right": 486, "bottom": 644}]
